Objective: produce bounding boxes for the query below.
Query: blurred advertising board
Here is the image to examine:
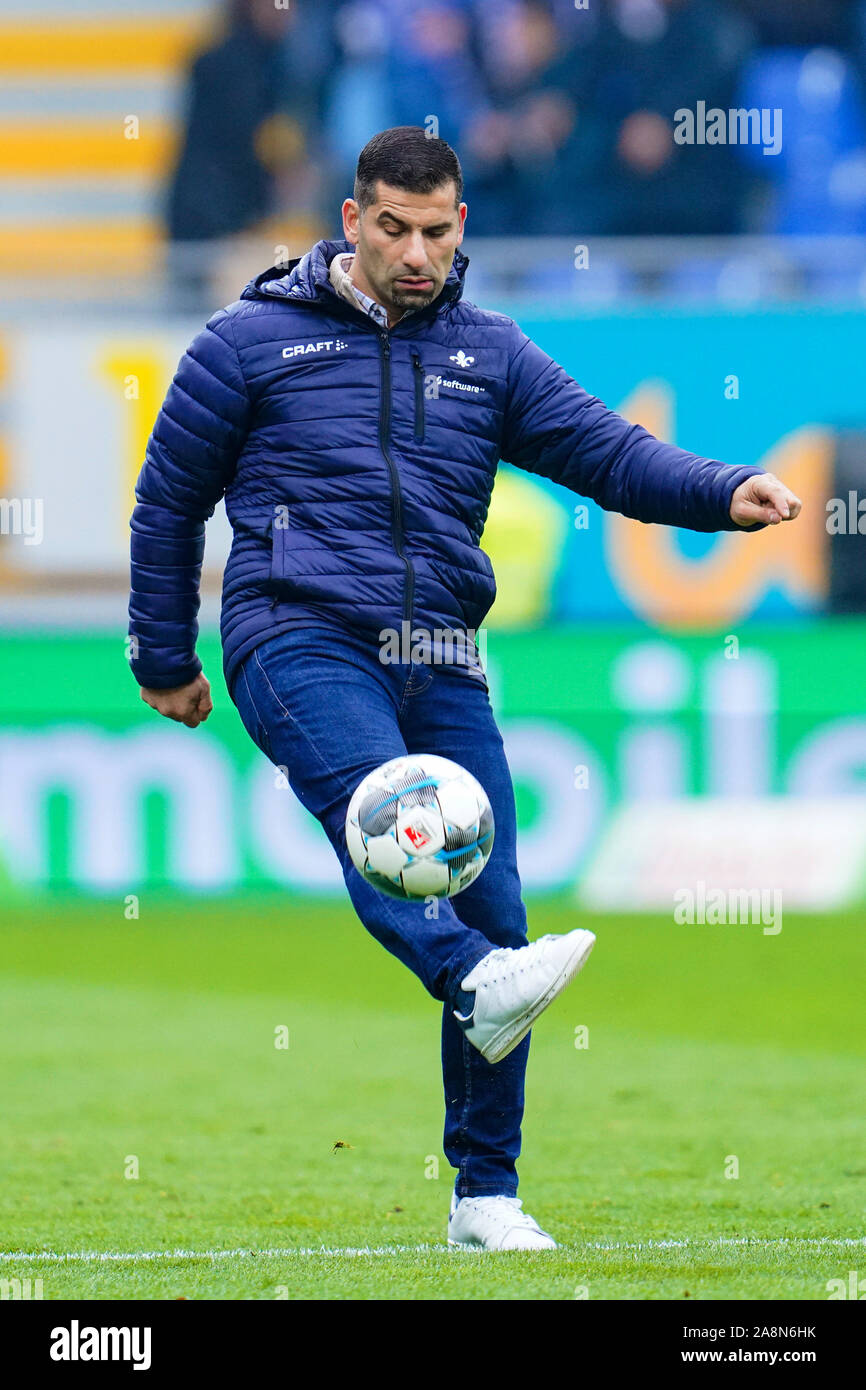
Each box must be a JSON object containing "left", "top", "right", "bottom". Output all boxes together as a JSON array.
[
  {"left": 1, "top": 306, "right": 864, "bottom": 625},
  {"left": 0, "top": 621, "right": 864, "bottom": 899}
]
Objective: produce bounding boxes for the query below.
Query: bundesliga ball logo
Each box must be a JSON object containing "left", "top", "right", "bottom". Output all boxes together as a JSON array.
[{"left": 345, "top": 754, "right": 494, "bottom": 900}]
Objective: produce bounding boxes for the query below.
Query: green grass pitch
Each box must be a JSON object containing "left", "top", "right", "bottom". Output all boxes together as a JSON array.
[{"left": 1, "top": 896, "right": 863, "bottom": 1300}]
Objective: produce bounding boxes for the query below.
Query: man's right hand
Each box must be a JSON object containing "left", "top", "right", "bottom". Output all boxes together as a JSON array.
[{"left": 140, "top": 672, "right": 213, "bottom": 728}]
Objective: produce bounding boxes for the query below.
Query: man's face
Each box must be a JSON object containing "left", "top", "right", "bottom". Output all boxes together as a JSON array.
[{"left": 342, "top": 180, "right": 467, "bottom": 319}]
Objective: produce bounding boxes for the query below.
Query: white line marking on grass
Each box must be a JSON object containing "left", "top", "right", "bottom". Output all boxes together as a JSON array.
[
  {"left": 588, "top": 1237, "right": 866, "bottom": 1252},
  {"left": 2, "top": 1236, "right": 865, "bottom": 1263},
  {"left": 0, "top": 1246, "right": 443, "bottom": 1262}
]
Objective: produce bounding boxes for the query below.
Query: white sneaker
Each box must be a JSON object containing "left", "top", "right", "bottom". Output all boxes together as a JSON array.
[
  {"left": 448, "top": 1193, "right": 557, "bottom": 1251},
  {"left": 453, "top": 929, "right": 596, "bottom": 1064}
]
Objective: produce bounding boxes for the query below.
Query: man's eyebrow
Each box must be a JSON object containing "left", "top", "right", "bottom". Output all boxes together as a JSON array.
[{"left": 376, "top": 211, "right": 452, "bottom": 234}]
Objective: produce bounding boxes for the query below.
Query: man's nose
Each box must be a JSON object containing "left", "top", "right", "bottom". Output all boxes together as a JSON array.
[{"left": 402, "top": 233, "right": 427, "bottom": 268}]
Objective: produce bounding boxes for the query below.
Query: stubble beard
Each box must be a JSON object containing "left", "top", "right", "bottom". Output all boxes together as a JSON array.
[{"left": 389, "top": 285, "right": 438, "bottom": 314}]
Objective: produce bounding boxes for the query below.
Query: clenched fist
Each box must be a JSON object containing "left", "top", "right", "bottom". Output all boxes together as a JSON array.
[
  {"left": 730, "top": 472, "right": 802, "bottom": 528},
  {"left": 140, "top": 672, "right": 213, "bottom": 728}
]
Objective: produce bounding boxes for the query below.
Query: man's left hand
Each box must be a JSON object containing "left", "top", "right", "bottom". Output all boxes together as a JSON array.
[{"left": 730, "top": 472, "right": 802, "bottom": 528}]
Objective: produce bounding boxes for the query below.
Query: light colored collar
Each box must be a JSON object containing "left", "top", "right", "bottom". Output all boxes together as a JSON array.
[{"left": 329, "top": 251, "right": 393, "bottom": 329}]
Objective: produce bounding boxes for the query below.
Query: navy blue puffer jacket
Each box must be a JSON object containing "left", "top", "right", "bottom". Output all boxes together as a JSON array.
[{"left": 128, "top": 238, "right": 761, "bottom": 696}]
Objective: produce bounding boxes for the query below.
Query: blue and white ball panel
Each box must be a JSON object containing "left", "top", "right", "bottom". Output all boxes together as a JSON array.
[{"left": 344, "top": 754, "right": 495, "bottom": 900}]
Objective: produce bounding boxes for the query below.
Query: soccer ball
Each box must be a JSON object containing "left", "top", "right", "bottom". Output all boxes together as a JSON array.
[{"left": 345, "top": 754, "right": 494, "bottom": 900}]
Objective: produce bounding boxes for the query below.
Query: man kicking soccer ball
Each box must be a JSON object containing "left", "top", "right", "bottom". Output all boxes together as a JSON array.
[{"left": 129, "top": 126, "right": 801, "bottom": 1251}]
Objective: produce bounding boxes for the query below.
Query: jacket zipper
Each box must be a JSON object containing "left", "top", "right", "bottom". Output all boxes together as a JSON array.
[
  {"left": 379, "top": 333, "right": 415, "bottom": 629},
  {"left": 410, "top": 349, "right": 425, "bottom": 442},
  {"left": 259, "top": 287, "right": 420, "bottom": 632}
]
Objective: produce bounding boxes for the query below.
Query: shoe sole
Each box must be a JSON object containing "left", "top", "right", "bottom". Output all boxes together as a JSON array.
[
  {"left": 481, "top": 929, "right": 596, "bottom": 1065},
  {"left": 447, "top": 1236, "right": 558, "bottom": 1252}
]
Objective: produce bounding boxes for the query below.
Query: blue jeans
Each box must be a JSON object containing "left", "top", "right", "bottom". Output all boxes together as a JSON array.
[{"left": 231, "top": 625, "right": 530, "bottom": 1197}]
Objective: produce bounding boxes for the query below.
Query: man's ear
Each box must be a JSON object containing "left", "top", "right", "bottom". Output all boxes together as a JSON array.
[
  {"left": 342, "top": 197, "right": 360, "bottom": 246},
  {"left": 456, "top": 203, "right": 467, "bottom": 246}
]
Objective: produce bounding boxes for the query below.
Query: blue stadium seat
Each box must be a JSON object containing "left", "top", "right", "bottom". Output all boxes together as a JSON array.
[
  {"left": 735, "top": 47, "right": 866, "bottom": 233},
  {"left": 532, "top": 257, "right": 637, "bottom": 303},
  {"left": 665, "top": 256, "right": 776, "bottom": 304}
]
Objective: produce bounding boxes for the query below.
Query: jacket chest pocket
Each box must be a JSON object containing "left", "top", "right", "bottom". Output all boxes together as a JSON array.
[
  {"left": 410, "top": 349, "right": 425, "bottom": 442},
  {"left": 268, "top": 514, "right": 341, "bottom": 587},
  {"left": 269, "top": 514, "right": 296, "bottom": 584}
]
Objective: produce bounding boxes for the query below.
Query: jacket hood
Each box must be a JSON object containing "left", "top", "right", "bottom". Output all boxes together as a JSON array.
[{"left": 241, "top": 237, "right": 470, "bottom": 315}]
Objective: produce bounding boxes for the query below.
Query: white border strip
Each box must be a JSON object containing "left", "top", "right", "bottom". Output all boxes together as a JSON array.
[{"left": 2, "top": 1236, "right": 865, "bottom": 1263}]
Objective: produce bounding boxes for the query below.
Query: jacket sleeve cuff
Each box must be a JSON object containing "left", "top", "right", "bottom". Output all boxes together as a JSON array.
[
  {"left": 129, "top": 655, "right": 203, "bottom": 691},
  {"left": 718, "top": 465, "right": 767, "bottom": 532}
]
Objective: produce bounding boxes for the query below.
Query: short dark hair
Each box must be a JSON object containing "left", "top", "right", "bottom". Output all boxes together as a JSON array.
[{"left": 354, "top": 126, "right": 463, "bottom": 212}]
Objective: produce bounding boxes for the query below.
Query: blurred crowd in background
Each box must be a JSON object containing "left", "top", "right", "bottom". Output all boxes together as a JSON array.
[{"left": 167, "top": 0, "right": 866, "bottom": 248}]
